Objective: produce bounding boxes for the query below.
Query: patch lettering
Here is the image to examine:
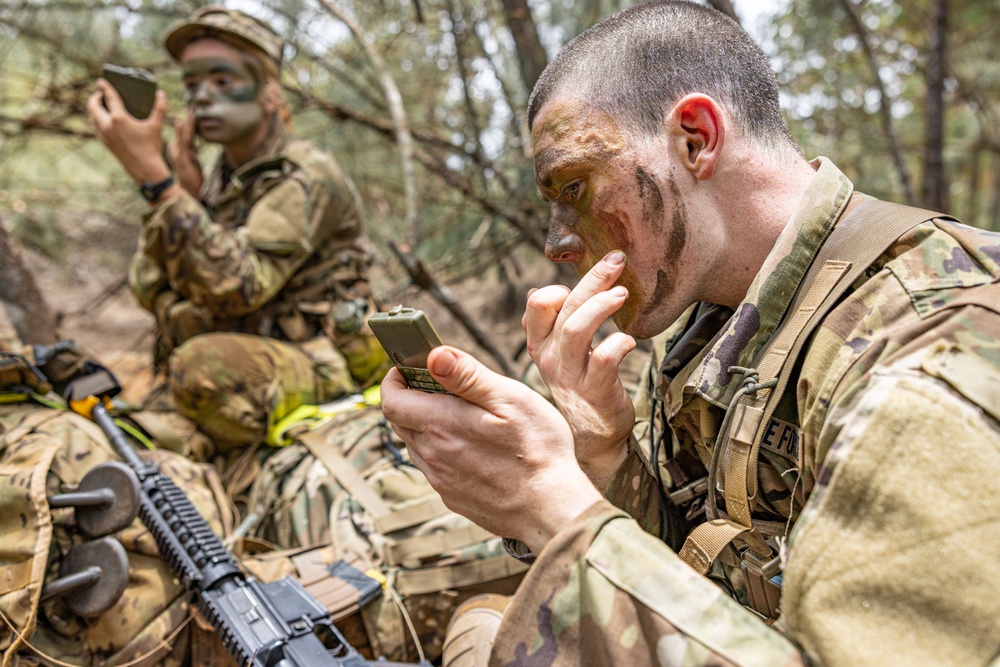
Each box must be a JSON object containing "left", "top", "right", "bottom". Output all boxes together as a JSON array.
[{"left": 759, "top": 416, "right": 801, "bottom": 466}]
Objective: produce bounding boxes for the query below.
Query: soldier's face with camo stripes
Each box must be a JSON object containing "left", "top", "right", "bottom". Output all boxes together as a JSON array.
[
  {"left": 531, "top": 95, "right": 697, "bottom": 339},
  {"left": 180, "top": 39, "right": 264, "bottom": 147}
]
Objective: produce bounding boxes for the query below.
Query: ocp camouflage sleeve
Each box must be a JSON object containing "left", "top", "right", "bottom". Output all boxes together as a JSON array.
[
  {"left": 490, "top": 500, "right": 806, "bottom": 667},
  {"left": 131, "top": 185, "right": 310, "bottom": 319},
  {"left": 129, "top": 135, "right": 373, "bottom": 361},
  {"left": 602, "top": 435, "right": 662, "bottom": 537},
  {"left": 782, "top": 361, "right": 1000, "bottom": 667}
]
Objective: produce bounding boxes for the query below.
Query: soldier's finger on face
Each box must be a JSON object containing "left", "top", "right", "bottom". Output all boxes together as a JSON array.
[{"left": 558, "top": 250, "right": 627, "bottom": 324}]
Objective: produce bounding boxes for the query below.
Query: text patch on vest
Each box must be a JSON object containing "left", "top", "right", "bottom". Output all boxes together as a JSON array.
[{"left": 759, "top": 416, "right": 802, "bottom": 466}]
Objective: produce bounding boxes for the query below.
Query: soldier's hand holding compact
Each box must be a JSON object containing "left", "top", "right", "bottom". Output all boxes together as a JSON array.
[
  {"left": 523, "top": 250, "right": 636, "bottom": 489},
  {"left": 381, "top": 346, "right": 604, "bottom": 555},
  {"left": 87, "top": 80, "right": 171, "bottom": 186}
]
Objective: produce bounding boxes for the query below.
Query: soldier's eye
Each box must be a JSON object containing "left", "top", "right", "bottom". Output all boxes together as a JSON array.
[{"left": 560, "top": 181, "right": 583, "bottom": 202}]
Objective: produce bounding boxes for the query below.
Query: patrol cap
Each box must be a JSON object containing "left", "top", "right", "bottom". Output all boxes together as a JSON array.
[{"left": 163, "top": 6, "right": 283, "bottom": 69}]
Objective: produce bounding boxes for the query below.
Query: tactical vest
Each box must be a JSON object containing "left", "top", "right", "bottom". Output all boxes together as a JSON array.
[{"left": 668, "top": 200, "right": 978, "bottom": 619}]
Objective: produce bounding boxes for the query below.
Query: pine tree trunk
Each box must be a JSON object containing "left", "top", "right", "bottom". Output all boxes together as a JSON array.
[
  {"left": 499, "top": 0, "right": 548, "bottom": 92},
  {"left": 922, "top": 0, "right": 949, "bottom": 211}
]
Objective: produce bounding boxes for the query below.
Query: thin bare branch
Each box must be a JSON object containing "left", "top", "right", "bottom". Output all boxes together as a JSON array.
[
  {"left": 838, "top": 0, "right": 916, "bottom": 205},
  {"left": 316, "top": 0, "right": 421, "bottom": 247},
  {"left": 388, "top": 240, "right": 517, "bottom": 377},
  {"left": 0, "top": 113, "right": 93, "bottom": 138}
]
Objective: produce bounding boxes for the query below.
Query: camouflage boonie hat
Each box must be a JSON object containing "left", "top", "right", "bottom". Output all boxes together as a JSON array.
[{"left": 164, "top": 5, "right": 283, "bottom": 68}]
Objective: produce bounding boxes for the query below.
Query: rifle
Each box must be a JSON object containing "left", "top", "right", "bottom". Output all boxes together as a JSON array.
[{"left": 65, "top": 368, "right": 425, "bottom": 667}]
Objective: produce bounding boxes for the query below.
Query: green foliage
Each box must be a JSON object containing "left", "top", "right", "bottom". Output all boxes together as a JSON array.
[
  {"left": 0, "top": 0, "right": 996, "bottom": 302},
  {"left": 769, "top": 0, "right": 1000, "bottom": 229}
]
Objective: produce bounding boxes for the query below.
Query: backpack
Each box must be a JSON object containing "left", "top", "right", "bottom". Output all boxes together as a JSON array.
[
  {"left": 0, "top": 401, "right": 232, "bottom": 667},
  {"left": 240, "top": 400, "right": 527, "bottom": 663}
]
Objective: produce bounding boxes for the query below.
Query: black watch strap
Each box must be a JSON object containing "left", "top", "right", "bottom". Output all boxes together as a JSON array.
[{"left": 139, "top": 176, "right": 175, "bottom": 202}]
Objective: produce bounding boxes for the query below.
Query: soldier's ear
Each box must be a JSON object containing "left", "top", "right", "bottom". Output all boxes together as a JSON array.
[
  {"left": 259, "top": 80, "right": 281, "bottom": 115},
  {"left": 668, "top": 94, "right": 724, "bottom": 180}
]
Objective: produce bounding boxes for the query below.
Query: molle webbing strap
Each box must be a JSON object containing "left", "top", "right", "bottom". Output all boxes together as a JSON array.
[
  {"left": 372, "top": 496, "right": 449, "bottom": 535},
  {"left": 680, "top": 199, "right": 946, "bottom": 576},
  {"left": 297, "top": 429, "right": 450, "bottom": 535},
  {"left": 392, "top": 554, "right": 528, "bottom": 596},
  {"left": 386, "top": 524, "right": 495, "bottom": 567},
  {"left": 723, "top": 259, "right": 850, "bottom": 529},
  {"left": 298, "top": 429, "right": 393, "bottom": 520},
  {"left": 681, "top": 518, "right": 754, "bottom": 576}
]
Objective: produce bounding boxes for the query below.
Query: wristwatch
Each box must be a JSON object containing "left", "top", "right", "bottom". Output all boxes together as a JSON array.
[{"left": 139, "top": 176, "right": 175, "bottom": 202}]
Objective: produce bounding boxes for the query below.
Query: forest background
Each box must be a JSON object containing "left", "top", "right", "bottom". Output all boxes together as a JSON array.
[{"left": 0, "top": 0, "right": 997, "bottom": 396}]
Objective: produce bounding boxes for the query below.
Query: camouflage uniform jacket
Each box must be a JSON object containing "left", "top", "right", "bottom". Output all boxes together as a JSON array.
[
  {"left": 130, "top": 127, "right": 374, "bottom": 365},
  {"left": 492, "top": 158, "right": 1000, "bottom": 666}
]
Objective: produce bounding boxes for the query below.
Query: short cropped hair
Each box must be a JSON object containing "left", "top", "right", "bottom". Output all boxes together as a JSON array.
[{"left": 528, "top": 0, "right": 795, "bottom": 150}]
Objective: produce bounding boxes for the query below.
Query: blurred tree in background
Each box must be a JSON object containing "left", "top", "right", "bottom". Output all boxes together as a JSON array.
[
  {"left": 769, "top": 0, "right": 1000, "bottom": 228},
  {"left": 0, "top": 0, "right": 996, "bottom": 363}
]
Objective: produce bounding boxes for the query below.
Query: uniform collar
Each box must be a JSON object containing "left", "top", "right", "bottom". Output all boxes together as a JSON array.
[{"left": 670, "top": 157, "right": 854, "bottom": 410}]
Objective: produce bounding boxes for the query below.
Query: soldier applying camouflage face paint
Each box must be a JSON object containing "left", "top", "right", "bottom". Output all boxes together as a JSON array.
[
  {"left": 86, "top": 5, "right": 390, "bottom": 459},
  {"left": 381, "top": 2, "right": 1000, "bottom": 666}
]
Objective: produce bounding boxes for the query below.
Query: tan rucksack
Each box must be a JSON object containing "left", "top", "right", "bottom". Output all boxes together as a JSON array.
[
  {"left": 239, "top": 399, "right": 527, "bottom": 663},
  {"left": 0, "top": 401, "right": 232, "bottom": 667}
]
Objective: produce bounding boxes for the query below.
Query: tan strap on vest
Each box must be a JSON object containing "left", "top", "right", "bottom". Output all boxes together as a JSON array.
[
  {"left": 680, "top": 200, "right": 948, "bottom": 577},
  {"left": 386, "top": 524, "right": 496, "bottom": 567},
  {"left": 298, "top": 428, "right": 394, "bottom": 519},
  {"left": 372, "top": 496, "right": 450, "bottom": 535},
  {"left": 298, "top": 429, "right": 451, "bottom": 534},
  {"left": 393, "top": 554, "right": 528, "bottom": 596},
  {"left": 681, "top": 518, "right": 754, "bottom": 575}
]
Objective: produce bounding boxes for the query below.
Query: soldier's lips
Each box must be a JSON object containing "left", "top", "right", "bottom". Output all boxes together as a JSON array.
[{"left": 195, "top": 117, "right": 223, "bottom": 129}]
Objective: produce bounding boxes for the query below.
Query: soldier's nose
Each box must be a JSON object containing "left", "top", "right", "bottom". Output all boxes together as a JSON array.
[
  {"left": 191, "top": 81, "right": 213, "bottom": 105},
  {"left": 545, "top": 233, "right": 584, "bottom": 264}
]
